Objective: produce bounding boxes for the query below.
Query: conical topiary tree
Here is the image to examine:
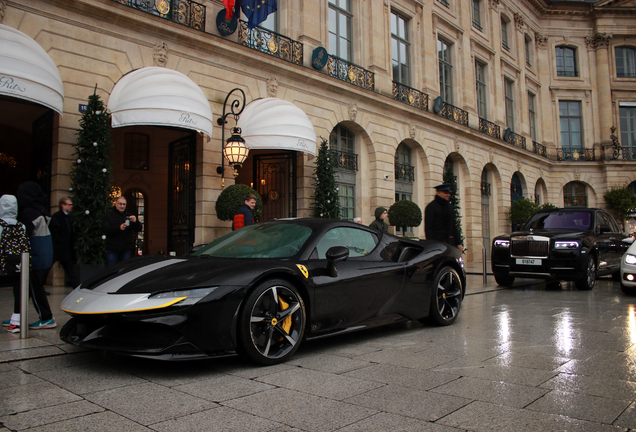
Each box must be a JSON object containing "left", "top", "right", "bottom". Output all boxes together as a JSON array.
[
  {"left": 388, "top": 200, "right": 422, "bottom": 236},
  {"left": 312, "top": 137, "right": 340, "bottom": 219},
  {"left": 215, "top": 184, "right": 263, "bottom": 222},
  {"left": 69, "top": 88, "right": 113, "bottom": 265},
  {"left": 443, "top": 163, "right": 464, "bottom": 246}
]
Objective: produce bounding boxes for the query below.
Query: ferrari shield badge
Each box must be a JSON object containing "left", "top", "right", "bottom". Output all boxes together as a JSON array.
[{"left": 296, "top": 264, "right": 309, "bottom": 278}]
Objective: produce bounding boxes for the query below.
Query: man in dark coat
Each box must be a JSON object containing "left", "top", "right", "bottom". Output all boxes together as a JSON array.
[
  {"left": 51, "top": 197, "right": 79, "bottom": 288},
  {"left": 425, "top": 183, "right": 464, "bottom": 252},
  {"left": 101, "top": 196, "right": 142, "bottom": 267},
  {"left": 232, "top": 194, "right": 256, "bottom": 230}
]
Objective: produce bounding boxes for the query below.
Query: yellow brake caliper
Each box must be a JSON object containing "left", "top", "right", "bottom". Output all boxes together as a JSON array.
[{"left": 278, "top": 295, "right": 292, "bottom": 336}]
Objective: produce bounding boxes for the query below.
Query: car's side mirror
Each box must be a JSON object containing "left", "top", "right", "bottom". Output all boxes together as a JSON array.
[
  {"left": 190, "top": 244, "right": 206, "bottom": 253},
  {"left": 326, "top": 246, "right": 349, "bottom": 277},
  {"left": 600, "top": 224, "right": 612, "bottom": 234}
]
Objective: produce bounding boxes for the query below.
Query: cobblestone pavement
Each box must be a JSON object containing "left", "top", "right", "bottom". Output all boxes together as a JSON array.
[{"left": 1, "top": 270, "right": 635, "bottom": 431}]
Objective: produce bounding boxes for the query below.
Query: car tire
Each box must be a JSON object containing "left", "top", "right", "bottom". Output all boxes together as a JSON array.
[
  {"left": 425, "top": 266, "right": 463, "bottom": 326},
  {"left": 494, "top": 272, "right": 515, "bottom": 286},
  {"left": 575, "top": 256, "right": 596, "bottom": 291},
  {"left": 237, "top": 279, "right": 306, "bottom": 365}
]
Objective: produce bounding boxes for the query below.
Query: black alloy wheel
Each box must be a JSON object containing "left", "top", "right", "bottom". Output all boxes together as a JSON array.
[
  {"left": 494, "top": 272, "right": 515, "bottom": 286},
  {"left": 238, "top": 279, "right": 305, "bottom": 365},
  {"left": 425, "top": 266, "right": 463, "bottom": 326},
  {"left": 575, "top": 255, "right": 596, "bottom": 291}
]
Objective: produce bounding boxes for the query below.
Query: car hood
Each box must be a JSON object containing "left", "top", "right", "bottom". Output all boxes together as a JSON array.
[
  {"left": 509, "top": 230, "right": 591, "bottom": 240},
  {"left": 81, "top": 255, "right": 289, "bottom": 295}
]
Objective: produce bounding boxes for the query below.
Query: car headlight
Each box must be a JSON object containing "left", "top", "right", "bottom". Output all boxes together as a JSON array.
[
  {"left": 150, "top": 287, "right": 217, "bottom": 306},
  {"left": 494, "top": 240, "right": 510, "bottom": 248},
  {"left": 555, "top": 241, "right": 580, "bottom": 249},
  {"left": 626, "top": 254, "right": 636, "bottom": 265}
]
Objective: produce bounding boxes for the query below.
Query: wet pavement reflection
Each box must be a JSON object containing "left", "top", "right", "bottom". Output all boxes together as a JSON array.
[{"left": 1, "top": 278, "right": 635, "bottom": 431}]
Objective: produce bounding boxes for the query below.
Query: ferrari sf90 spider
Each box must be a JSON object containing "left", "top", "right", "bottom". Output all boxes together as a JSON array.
[{"left": 61, "top": 218, "right": 466, "bottom": 365}]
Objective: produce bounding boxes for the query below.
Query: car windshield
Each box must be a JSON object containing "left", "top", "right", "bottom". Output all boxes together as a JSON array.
[
  {"left": 524, "top": 211, "right": 592, "bottom": 230},
  {"left": 192, "top": 223, "right": 313, "bottom": 259}
]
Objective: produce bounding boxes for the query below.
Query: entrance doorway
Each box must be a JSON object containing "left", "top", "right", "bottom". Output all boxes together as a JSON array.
[
  {"left": 254, "top": 152, "right": 297, "bottom": 221},
  {"left": 168, "top": 134, "right": 196, "bottom": 255}
]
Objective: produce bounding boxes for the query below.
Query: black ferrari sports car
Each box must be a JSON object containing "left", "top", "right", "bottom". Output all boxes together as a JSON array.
[{"left": 61, "top": 218, "right": 466, "bottom": 365}]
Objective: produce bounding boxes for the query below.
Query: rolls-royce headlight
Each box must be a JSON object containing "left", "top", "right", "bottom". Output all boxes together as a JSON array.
[
  {"left": 626, "top": 254, "right": 636, "bottom": 265},
  {"left": 494, "top": 240, "right": 510, "bottom": 248},
  {"left": 555, "top": 241, "right": 580, "bottom": 249},
  {"left": 150, "top": 287, "right": 217, "bottom": 306}
]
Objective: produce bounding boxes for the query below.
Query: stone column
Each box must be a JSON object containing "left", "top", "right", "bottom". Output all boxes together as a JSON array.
[{"left": 586, "top": 33, "right": 613, "bottom": 148}]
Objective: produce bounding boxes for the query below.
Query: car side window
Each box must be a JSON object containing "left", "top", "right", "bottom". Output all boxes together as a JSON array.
[
  {"left": 314, "top": 227, "right": 378, "bottom": 259},
  {"left": 603, "top": 212, "right": 620, "bottom": 233},
  {"left": 596, "top": 212, "right": 614, "bottom": 233}
]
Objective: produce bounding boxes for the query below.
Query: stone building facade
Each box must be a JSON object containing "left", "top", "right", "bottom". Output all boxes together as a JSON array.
[{"left": 0, "top": 0, "right": 635, "bottom": 273}]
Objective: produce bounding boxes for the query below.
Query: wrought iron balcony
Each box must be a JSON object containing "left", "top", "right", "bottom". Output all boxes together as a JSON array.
[
  {"left": 330, "top": 150, "right": 358, "bottom": 172},
  {"left": 113, "top": 0, "right": 205, "bottom": 30},
  {"left": 479, "top": 118, "right": 500, "bottom": 140},
  {"left": 505, "top": 130, "right": 526, "bottom": 150},
  {"left": 620, "top": 147, "right": 636, "bottom": 160},
  {"left": 532, "top": 141, "right": 547, "bottom": 158},
  {"left": 395, "top": 162, "right": 415, "bottom": 182},
  {"left": 437, "top": 101, "right": 469, "bottom": 127},
  {"left": 393, "top": 82, "right": 428, "bottom": 111},
  {"left": 481, "top": 182, "right": 491, "bottom": 196},
  {"left": 557, "top": 148, "right": 595, "bottom": 161},
  {"left": 327, "top": 55, "right": 375, "bottom": 91},
  {"left": 239, "top": 21, "right": 302, "bottom": 65}
]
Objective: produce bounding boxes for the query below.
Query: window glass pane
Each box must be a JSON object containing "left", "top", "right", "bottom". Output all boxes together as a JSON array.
[
  {"left": 569, "top": 102, "right": 580, "bottom": 116},
  {"left": 398, "top": 17, "right": 405, "bottom": 38},
  {"left": 391, "top": 12, "right": 397, "bottom": 35},
  {"left": 559, "top": 101, "right": 568, "bottom": 116}
]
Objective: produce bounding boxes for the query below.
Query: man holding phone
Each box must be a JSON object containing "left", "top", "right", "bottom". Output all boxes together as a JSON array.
[{"left": 101, "top": 196, "right": 142, "bottom": 267}]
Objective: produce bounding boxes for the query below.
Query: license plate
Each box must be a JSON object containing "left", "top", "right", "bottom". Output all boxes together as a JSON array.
[{"left": 516, "top": 258, "right": 541, "bottom": 265}]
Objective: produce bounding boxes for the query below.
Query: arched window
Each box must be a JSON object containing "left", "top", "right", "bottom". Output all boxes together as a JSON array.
[
  {"left": 563, "top": 182, "right": 587, "bottom": 207},
  {"left": 511, "top": 173, "right": 523, "bottom": 203},
  {"left": 124, "top": 189, "right": 146, "bottom": 256},
  {"left": 394, "top": 143, "right": 413, "bottom": 183},
  {"left": 330, "top": 124, "right": 356, "bottom": 220}
]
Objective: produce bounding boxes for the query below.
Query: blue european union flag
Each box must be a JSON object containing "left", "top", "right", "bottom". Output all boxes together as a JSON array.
[{"left": 239, "top": 0, "right": 277, "bottom": 29}]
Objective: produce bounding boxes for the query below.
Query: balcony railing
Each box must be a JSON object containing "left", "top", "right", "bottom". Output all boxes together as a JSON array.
[
  {"left": 239, "top": 21, "right": 303, "bottom": 65},
  {"left": 481, "top": 182, "right": 491, "bottom": 196},
  {"left": 505, "top": 130, "right": 526, "bottom": 150},
  {"left": 395, "top": 162, "right": 415, "bottom": 182},
  {"left": 557, "top": 148, "right": 595, "bottom": 161},
  {"left": 330, "top": 150, "right": 358, "bottom": 171},
  {"left": 479, "top": 118, "right": 500, "bottom": 140},
  {"left": 533, "top": 141, "right": 547, "bottom": 158},
  {"left": 392, "top": 82, "right": 429, "bottom": 112},
  {"left": 564, "top": 194, "right": 588, "bottom": 207},
  {"left": 113, "top": 0, "right": 205, "bottom": 30},
  {"left": 327, "top": 55, "right": 375, "bottom": 91},
  {"left": 619, "top": 147, "right": 636, "bottom": 160},
  {"left": 438, "top": 101, "right": 469, "bottom": 127}
]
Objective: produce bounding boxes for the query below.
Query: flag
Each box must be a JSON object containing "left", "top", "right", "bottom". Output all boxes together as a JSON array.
[
  {"left": 241, "top": 0, "right": 277, "bottom": 30},
  {"left": 223, "top": 0, "right": 236, "bottom": 19}
]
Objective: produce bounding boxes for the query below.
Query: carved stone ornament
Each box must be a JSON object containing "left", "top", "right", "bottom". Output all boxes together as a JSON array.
[
  {"left": 540, "top": 167, "right": 544, "bottom": 178},
  {"left": 0, "top": 0, "right": 6, "bottom": 22},
  {"left": 348, "top": 103, "right": 358, "bottom": 122},
  {"left": 490, "top": 150, "right": 495, "bottom": 163},
  {"left": 454, "top": 137, "right": 460, "bottom": 153},
  {"left": 409, "top": 124, "right": 416, "bottom": 140},
  {"left": 489, "top": 0, "right": 500, "bottom": 10},
  {"left": 517, "top": 159, "right": 521, "bottom": 172},
  {"left": 573, "top": 169, "right": 581, "bottom": 181},
  {"left": 267, "top": 76, "right": 278, "bottom": 98},
  {"left": 585, "top": 32, "right": 612, "bottom": 50},
  {"left": 535, "top": 33, "right": 548, "bottom": 50},
  {"left": 153, "top": 42, "right": 169, "bottom": 67},
  {"left": 514, "top": 13, "right": 525, "bottom": 32}
]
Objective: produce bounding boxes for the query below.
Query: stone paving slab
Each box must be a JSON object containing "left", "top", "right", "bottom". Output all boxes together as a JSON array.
[{"left": 1, "top": 277, "right": 635, "bottom": 431}]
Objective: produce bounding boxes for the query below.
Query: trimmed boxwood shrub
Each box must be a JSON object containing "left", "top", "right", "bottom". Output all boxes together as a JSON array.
[
  {"left": 388, "top": 200, "right": 422, "bottom": 236},
  {"left": 215, "top": 184, "right": 263, "bottom": 222}
]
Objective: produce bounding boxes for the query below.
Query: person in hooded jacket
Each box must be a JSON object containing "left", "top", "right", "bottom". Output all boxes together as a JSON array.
[
  {"left": 16, "top": 181, "right": 58, "bottom": 330},
  {"left": 369, "top": 206, "right": 389, "bottom": 232}
]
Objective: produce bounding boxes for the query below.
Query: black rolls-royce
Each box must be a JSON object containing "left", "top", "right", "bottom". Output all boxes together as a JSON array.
[{"left": 491, "top": 208, "right": 628, "bottom": 290}]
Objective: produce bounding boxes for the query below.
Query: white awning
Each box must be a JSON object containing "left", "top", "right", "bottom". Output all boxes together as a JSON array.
[
  {"left": 237, "top": 98, "right": 317, "bottom": 156},
  {"left": 107, "top": 67, "right": 213, "bottom": 137},
  {"left": 0, "top": 24, "right": 64, "bottom": 114}
]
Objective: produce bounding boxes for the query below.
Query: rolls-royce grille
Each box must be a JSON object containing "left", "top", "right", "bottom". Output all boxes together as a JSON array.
[{"left": 511, "top": 238, "right": 549, "bottom": 258}]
